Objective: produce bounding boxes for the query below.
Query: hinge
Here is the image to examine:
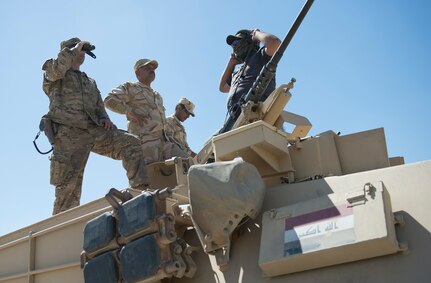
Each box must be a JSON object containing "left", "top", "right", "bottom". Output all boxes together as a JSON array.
[{"left": 345, "top": 183, "right": 376, "bottom": 206}]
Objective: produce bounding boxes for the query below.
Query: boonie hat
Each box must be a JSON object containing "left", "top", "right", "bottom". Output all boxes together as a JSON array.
[
  {"left": 179, "top": 98, "right": 195, "bottom": 117},
  {"left": 60, "top": 37, "right": 81, "bottom": 49},
  {"left": 134, "top": 59, "right": 159, "bottom": 71},
  {"left": 226, "top": 29, "right": 252, "bottom": 45}
]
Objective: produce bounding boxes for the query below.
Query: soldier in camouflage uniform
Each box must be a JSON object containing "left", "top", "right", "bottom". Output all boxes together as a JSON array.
[
  {"left": 165, "top": 98, "right": 196, "bottom": 158},
  {"left": 42, "top": 37, "right": 150, "bottom": 215},
  {"left": 104, "top": 59, "right": 188, "bottom": 164}
]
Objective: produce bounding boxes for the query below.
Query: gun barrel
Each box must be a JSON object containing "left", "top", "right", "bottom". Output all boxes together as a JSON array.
[
  {"left": 268, "top": 0, "right": 314, "bottom": 72},
  {"left": 244, "top": 0, "right": 314, "bottom": 105}
]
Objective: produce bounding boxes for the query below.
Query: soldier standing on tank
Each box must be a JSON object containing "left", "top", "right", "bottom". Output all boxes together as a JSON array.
[
  {"left": 165, "top": 98, "right": 197, "bottom": 158},
  {"left": 104, "top": 59, "right": 188, "bottom": 164},
  {"left": 219, "top": 29, "right": 281, "bottom": 115},
  {"left": 42, "top": 37, "right": 150, "bottom": 215}
]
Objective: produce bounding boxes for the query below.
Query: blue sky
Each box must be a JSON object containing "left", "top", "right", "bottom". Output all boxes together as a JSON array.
[{"left": 1, "top": 0, "right": 430, "bottom": 236}]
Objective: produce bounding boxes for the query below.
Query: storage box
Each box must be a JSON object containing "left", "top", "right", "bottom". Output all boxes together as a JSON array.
[{"left": 258, "top": 181, "right": 400, "bottom": 276}]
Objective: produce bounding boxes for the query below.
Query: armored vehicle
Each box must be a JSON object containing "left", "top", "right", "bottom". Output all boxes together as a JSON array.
[{"left": 1, "top": 1, "right": 430, "bottom": 282}]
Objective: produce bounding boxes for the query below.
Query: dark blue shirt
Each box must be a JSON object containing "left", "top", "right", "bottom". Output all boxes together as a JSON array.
[{"left": 227, "top": 47, "right": 276, "bottom": 113}]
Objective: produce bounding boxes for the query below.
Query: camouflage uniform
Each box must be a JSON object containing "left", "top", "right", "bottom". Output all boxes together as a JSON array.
[
  {"left": 165, "top": 115, "right": 194, "bottom": 157},
  {"left": 105, "top": 82, "right": 187, "bottom": 163},
  {"left": 43, "top": 40, "right": 149, "bottom": 215}
]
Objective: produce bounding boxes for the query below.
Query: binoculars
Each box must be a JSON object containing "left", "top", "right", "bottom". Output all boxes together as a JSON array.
[
  {"left": 82, "top": 43, "right": 96, "bottom": 59},
  {"left": 82, "top": 43, "right": 95, "bottom": 52},
  {"left": 66, "top": 42, "right": 96, "bottom": 58}
]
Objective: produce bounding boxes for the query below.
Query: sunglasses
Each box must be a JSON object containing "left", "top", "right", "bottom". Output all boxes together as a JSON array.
[{"left": 231, "top": 39, "right": 241, "bottom": 47}]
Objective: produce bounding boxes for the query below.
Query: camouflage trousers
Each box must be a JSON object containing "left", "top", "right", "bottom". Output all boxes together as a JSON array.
[
  {"left": 140, "top": 131, "right": 188, "bottom": 164},
  {"left": 50, "top": 123, "right": 149, "bottom": 215}
]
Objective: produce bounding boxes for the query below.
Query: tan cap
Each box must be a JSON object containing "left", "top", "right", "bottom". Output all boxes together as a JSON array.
[
  {"left": 179, "top": 98, "right": 195, "bottom": 117},
  {"left": 60, "top": 37, "right": 81, "bottom": 50},
  {"left": 134, "top": 59, "right": 158, "bottom": 71}
]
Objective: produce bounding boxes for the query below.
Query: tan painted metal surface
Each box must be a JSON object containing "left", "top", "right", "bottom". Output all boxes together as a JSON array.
[
  {"left": 0, "top": 199, "right": 111, "bottom": 283},
  {"left": 1, "top": 118, "right": 430, "bottom": 282},
  {"left": 259, "top": 181, "right": 400, "bottom": 276},
  {"left": 1, "top": 160, "right": 430, "bottom": 282},
  {"left": 179, "top": 160, "right": 431, "bottom": 283}
]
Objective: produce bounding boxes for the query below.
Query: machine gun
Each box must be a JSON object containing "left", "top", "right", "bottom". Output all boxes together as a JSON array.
[
  {"left": 196, "top": 0, "right": 314, "bottom": 164},
  {"left": 218, "top": 0, "right": 314, "bottom": 134}
]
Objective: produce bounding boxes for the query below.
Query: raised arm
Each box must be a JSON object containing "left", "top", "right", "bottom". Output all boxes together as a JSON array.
[
  {"left": 251, "top": 29, "right": 281, "bottom": 57},
  {"left": 219, "top": 55, "right": 241, "bottom": 93},
  {"left": 42, "top": 41, "right": 87, "bottom": 82}
]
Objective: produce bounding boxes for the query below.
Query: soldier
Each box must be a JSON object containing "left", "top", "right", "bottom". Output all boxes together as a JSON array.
[
  {"left": 219, "top": 29, "right": 281, "bottom": 115},
  {"left": 42, "top": 37, "right": 150, "bottom": 215},
  {"left": 165, "top": 98, "right": 196, "bottom": 158},
  {"left": 104, "top": 58, "right": 188, "bottom": 164}
]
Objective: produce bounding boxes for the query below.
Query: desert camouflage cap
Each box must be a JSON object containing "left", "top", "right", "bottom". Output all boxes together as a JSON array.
[
  {"left": 60, "top": 37, "right": 81, "bottom": 50},
  {"left": 134, "top": 59, "right": 158, "bottom": 71},
  {"left": 179, "top": 98, "right": 195, "bottom": 117}
]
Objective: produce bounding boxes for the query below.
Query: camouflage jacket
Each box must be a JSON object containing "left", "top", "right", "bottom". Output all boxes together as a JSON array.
[
  {"left": 104, "top": 82, "right": 167, "bottom": 139},
  {"left": 42, "top": 48, "right": 109, "bottom": 129},
  {"left": 165, "top": 115, "right": 193, "bottom": 156}
]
